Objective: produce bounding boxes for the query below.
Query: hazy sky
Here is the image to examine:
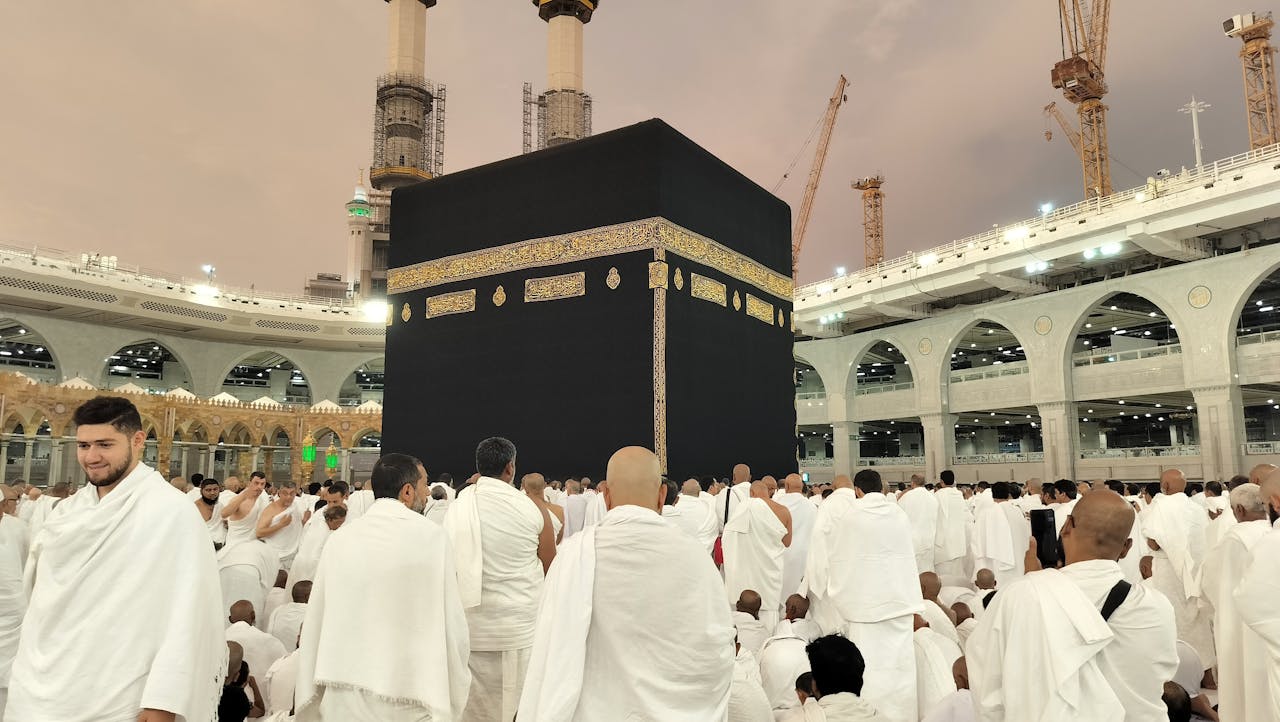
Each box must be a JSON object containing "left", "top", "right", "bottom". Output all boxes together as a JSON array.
[{"left": 0, "top": 1, "right": 1246, "bottom": 291}]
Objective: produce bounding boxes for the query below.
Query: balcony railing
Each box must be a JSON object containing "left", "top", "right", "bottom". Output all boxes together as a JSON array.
[
  {"left": 1237, "top": 329, "right": 1280, "bottom": 347},
  {"left": 855, "top": 381, "right": 915, "bottom": 396},
  {"left": 799, "top": 457, "right": 833, "bottom": 467},
  {"left": 950, "top": 362, "right": 1029, "bottom": 383},
  {"left": 1244, "top": 441, "right": 1280, "bottom": 454},
  {"left": 1072, "top": 343, "right": 1182, "bottom": 367},
  {"left": 1079, "top": 445, "right": 1200, "bottom": 459},
  {"left": 796, "top": 391, "right": 828, "bottom": 400},
  {"left": 863, "top": 456, "right": 925, "bottom": 466},
  {"left": 952, "top": 452, "right": 1044, "bottom": 464}
]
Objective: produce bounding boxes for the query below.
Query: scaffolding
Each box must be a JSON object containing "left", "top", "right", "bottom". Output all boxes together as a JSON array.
[
  {"left": 536, "top": 93, "right": 548, "bottom": 151},
  {"left": 1229, "top": 13, "right": 1280, "bottom": 149},
  {"left": 369, "top": 72, "right": 446, "bottom": 189},
  {"left": 523, "top": 83, "right": 534, "bottom": 154},
  {"left": 854, "top": 176, "right": 886, "bottom": 268}
]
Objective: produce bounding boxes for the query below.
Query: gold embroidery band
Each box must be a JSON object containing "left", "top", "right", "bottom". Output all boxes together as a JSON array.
[
  {"left": 745, "top": 294, "right": 774, "bottom": 324},
  {"left": 689, "top": 273, "right": 727, "bottom": 307},
  {"left": 524, "top": 271, "right": 586, "bottom": 303},
  {"left": 426, "top": 289, "right": 476, "bottom": 318},
  {"left": 653, "top": 254, "right": 668, "bottom": 472},
  {"left": 387, "top": 217, "right": 793, "bottom": 301}
]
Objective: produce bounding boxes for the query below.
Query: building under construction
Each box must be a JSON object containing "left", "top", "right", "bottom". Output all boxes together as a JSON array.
[
  {"left": 524, "top": 0, "right": 600, "bottom": 152},
  {"left": 348, "top": 0, "right": 447, "bottom": 299}
]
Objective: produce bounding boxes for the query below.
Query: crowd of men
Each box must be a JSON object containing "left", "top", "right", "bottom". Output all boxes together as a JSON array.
[{"left": 0, "top": 395, "right": 1278, "bottom": 721}]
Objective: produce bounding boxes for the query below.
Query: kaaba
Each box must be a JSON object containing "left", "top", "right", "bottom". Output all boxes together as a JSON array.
[{"left": 382, "top": 119, "right": 797, "bottom": 481}]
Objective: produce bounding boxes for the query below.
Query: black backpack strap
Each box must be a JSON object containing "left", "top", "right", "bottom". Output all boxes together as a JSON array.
[{"left": 1099, "top": 579, "right": 1131, "bottom": 621}]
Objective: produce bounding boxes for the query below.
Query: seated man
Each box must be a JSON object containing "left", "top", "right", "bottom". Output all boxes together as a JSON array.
[
  {"left": 733, "top": 590, "right": 770, "bottom": 658},
  {"left": 794, "top": 635, "right": 882, "bottom": 720}
]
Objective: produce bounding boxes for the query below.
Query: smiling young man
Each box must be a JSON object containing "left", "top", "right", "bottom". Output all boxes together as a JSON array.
[{"left": 6, "top": 396, "right": 224, "bottom": 722}]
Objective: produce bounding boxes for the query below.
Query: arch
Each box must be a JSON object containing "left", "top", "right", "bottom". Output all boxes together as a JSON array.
[
  {"left": 353, "top": 429, "right": 382, "bottom": 448},
  {"left": 0, "top": 318, "right": 60, "bottom": 382},
  {"left": 940, "top": 318, "right": 1033, "bottom": 387},
  {"left": 1059, "top": 291, "right": 1182, "bottom": 370},
  {"left": 795, "top": 356, "right": 826, "bottom": 397},
  {"left": 338, "top": 355, "right": 385, "bottom": 406},
  {"left": 216, "top": 350, "right": 317, "bottom": 405},
  {"left": 850, "top": 339, "right": 913, "bottom": 391},
  {"left": 1229, "top": 260, "right": 1280, "bottom": 339},
  {"left": 263, "top": 425, "right": 291, "bottom": 448},
  {"left": 220, "top": 422, "right": 254, "bottom": 446},
  {"left": 101, "top": 339, "right": 195, "bottom": 392},
  {"left": 181, "top": 420, "right": 210, "bottom": 444}
]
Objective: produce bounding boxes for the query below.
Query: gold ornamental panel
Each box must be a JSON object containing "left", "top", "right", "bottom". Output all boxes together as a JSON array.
[
  {"left": 648, "top": 261, "right": 669, "bottom": 289},
  {"left": 387, "top": 217, "right": 793, "bottom": 302},
  {"left": 690, "top": 273, "right": 727, "bottom": 307},
  {"left": 426, "top": 289, "right": 476, "bottom": 318},
  {"left": 525, "top": 271, "right": 586, "bottom": 303},
  {"left": 745, "top": 294, "right": 773, "bottom": 324},
  {"left": 606, "top": 267, "right": 621, "bottom": 290}
]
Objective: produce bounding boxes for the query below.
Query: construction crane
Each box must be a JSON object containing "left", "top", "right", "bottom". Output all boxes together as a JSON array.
[
  {"left": 852, "top": 176, "right": 885, "bottom": 267},
  {"left": 1043, "top": 101, "right": 1083, "bottom": 155},
  {"left": 1050, "top": 0, "right": 1113, "bottom": 199},
  {"left": 1225, "top": 13, "right": 1280, "bottom": 149},
  {"left": 789, "top": 75, "right": 848, "bottom": 280}
]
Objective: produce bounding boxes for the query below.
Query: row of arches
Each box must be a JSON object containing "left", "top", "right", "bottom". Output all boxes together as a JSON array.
[{"left": 0, "top": 321, "right": 384, "bottom": 406}]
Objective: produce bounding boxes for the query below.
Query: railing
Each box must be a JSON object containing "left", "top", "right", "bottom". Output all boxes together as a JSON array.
[
  {"left": 796, "top": 141, "right": 1280, "bottom": 302},
  {"left": 1244, "top": 441, "right": 1280, "bottom": 454},
  {"left": 950, "top": 362, "right": 1029, "bottom": 383},
  {"left": 796, "top": 391, "right": 828, "bottom": 400},
  {"left": 855, "top": 381, "right": 915, "bottom": 396},
  {"left": 1236, "top": 329, "right": 1280, "bottom": 347},
  {"left": 799, "top": 457, "right": 834, "bottom": 467},
  {"left": 0, "top": 243, "right": 366, "bottom": 314},
  {"left": 1071, "top": 343, "right": 1182, "bottom": 367},
  {"left": 863, "top": 456, "right": 925, "bottom": 466},
  {"left": 1079, "top": 445, "right": 1200, "bottom": 459},
  {"left": 952, "top": 452, "right": 1044, "bottom": 464}
]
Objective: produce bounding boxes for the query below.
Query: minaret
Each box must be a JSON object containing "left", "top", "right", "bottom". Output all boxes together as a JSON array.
[
  {"left": 346, "top": 173, "right": 373, "bottom": 295},
  {"left": 370, "top": 0, "right": 445, "bottom": 190},
  {"left": 352, "top": 0, "right": 446, "bottom": 299},
  {"left": 529, "top": 0, "right": 598, "bottom": 149}
]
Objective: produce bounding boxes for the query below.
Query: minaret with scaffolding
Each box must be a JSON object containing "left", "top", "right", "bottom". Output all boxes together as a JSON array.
[
  {"left": 353, "top": 0, "right": 446, "bottom": 298},
  {"left": 523, "top": 0, "right": 598, "bottom": 152}
]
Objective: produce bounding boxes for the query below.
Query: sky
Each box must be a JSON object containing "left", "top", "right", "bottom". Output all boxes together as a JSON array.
[{"left": 0, "top": 1, "right": 1248, "bottom": 291}]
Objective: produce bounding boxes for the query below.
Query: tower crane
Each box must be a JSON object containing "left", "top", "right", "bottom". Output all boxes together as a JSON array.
[
  {"left": 853, "top": 176, "right": 885, "bottom": 267},
  {"left": 1225, "top": 12, "right": 1280, "bottom": 149},
  {"left": 1050, "top": 0, "right": 1113, "bottom": 199},
  {"left": 789, "top": 75, "right": 848, "bottom": 280},
  {"left": 1043, "top": 101, "right": 1083, "bottom": 156}
]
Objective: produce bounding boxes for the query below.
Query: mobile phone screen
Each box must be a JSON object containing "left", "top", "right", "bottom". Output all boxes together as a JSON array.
[{"left": 1029, "top": 508, "right": 1059, "bottom": 568}]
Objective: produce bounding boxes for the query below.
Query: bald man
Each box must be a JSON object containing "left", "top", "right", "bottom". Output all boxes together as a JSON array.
[
  {"left": 518, "top": 447, "right": 734, "bottom": 720},
  {"left": 1248, "top": 462, "right": 1277, "bottom": 486},
  {"left": 0, "top": 486, "right": 28, "bottom": 716},
  {"left": 225, "top": 599, "right": 287, "bottom": 698},
  {"left": 723, "top": 480, "right": 793, "bottom": 631},
  {"left": 523, "top": 473, "right": 564, "bottom": 544},
  {"left": 775, "top": 474, "right": 817, "bottom": 601},
  {"left": 717, "top": 463, "right": 754, "bottom": 532},
  {"left": 1235, "top": 469, "right": 1280, "bottom": 714},
  {"left": 1202, "top": 483, "right": 1273, "bottom": 721},
  {"left": 680, "top": 478, "right": 720, "bottom": 552},
  {"left": 1140, "top": 468, "right": 1214, "bottom": 678},
  {"left": 968, "top": 489, "right": 1178, "bottom": 721}
]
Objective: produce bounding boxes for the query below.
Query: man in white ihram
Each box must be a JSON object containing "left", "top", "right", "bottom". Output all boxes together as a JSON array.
[
  {"left": 256, "top": 479, "right": 310, "bottom": 570},
  {"left": 1234, "top": 469, "right": 1280, "bottom": 715},
  {"left": 1200, "top": 482, "right": 1274, "bottom": 721},
  {"left": 0, "top": 486, "right": 29, "bottom": 717},
  {"left": 519, "top": 446, "right": 735, "bottom": 721},
  {"left": 294, "top": 452, "right": 471, "bottom": 720},
  {"left": 966, "top": 489, "right": 1177, "bottom": 721},
  {"left": 801, "top": 470, "right": 923, "bottom": 722},
  {"left": 1140, "top": 468, "right": 1214, "bottom": 684},
  {"left": 723, "top": 481, "right": 793, "bottom": 631},
  {"left": 444, "top": 436, "right": 556, "bottom": 722},
  {"left": 5, "top": 396, "right": 223, "bottom": 722},
  {"left": 932, "top": 470, "right": 969, "bottom": 582},
  {"left": 776, "top": 473, "right": 818, "bottom": 600},
  {"left": 898, "top": 474, "right": 940, "bottom": 574}
]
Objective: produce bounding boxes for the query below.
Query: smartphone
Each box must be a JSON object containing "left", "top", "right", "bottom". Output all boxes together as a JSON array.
[{"left": 1029, "top": 508, "right": 1059, "bottom": 569}]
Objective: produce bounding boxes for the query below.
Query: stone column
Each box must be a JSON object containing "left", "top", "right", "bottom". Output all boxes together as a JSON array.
[
  {"left": 249, "top": 446, "right": 261, "bottom": 476},
  {"left": 205, "top": 445, "right": 217, "bottom": 479},
  {"left": 157, "top": 436, "right": 173, "bottom": 479},
  {"left": 22, "top": 436, "right": 34, "bottom": 482},
  {"left": 920, "top": 413, "right": 957, "bottom": 484},
  {"left": 831, "top": 421, "right": 859, "bottom": 477},
  {"left": 340, "top": 449, "right": 352, "bottom": 483},
  {"left": 1191, "top": 385, "right": 1245, "bottom": 482},
  {"left": 1038, "top": 401, "right": 1078, "bottom": 482},
  {"left": 0, "top": 441, "right": 9, "bottom": 483},
  {"left": 48, "top": 439, "right": 63, "bottom": 484},
  {"left": 178, "top": 444, "right": 189, "bottom": 480},
  {"left": 263, "top": 449, "right": 276, "bottom": 483}
]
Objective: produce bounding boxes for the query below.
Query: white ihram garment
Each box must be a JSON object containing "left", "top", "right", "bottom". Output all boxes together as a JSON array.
[
  {"left": 723, "top": 498, "right": 788, "bottom": 630},
  {"left": 898, "top": 487, "right": 940, "bottom": 573}
]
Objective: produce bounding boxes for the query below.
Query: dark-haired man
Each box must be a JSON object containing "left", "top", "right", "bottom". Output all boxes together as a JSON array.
[
  {"left": 934, "top": 470, "right": 969, "bottom": 582},
  {"left": 295, "top": 452, "right": 470, "bottom": 720},
  {"left": 8, "top": 396, "right": 223, "bottom": 722},
  {"left": 802, "top": 470, "right": 922, "bottom": 722},
  {"left": 195, "top": 476, "right": 227, "bottom": 548},
  {"left": 445, "top": 437, "right": 555, "bottom": 722},
  {"left": 795, "top": 635, "right": 882, "bottom": 720}
]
